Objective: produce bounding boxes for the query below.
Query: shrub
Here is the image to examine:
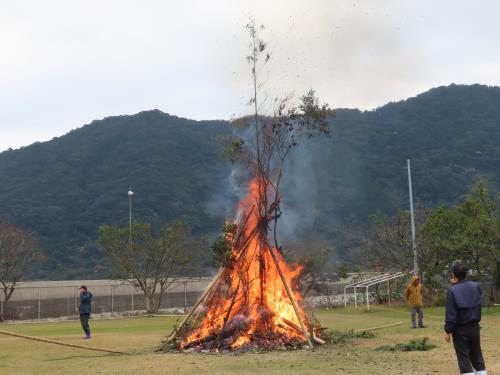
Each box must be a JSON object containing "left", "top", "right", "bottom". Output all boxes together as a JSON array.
[{"left": 376, "top": 337, "right": 436, "bottom": 352}]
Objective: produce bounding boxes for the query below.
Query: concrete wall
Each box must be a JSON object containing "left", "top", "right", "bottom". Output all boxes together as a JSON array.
[{"left": 0, "top": 278, "right": 212, "bottom": 320}]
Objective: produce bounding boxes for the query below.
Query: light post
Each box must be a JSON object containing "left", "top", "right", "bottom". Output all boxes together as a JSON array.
[
  {"left": 127, "top": 188, "right": 135, "bottom": 310},
  {"left": 128, "top": 188, "right": 134, "bottom": 243}
]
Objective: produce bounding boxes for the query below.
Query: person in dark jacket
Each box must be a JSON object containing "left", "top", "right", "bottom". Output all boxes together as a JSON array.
[
  {"left": 444, "top": 262, "right": 487, "bottom": 375},
  {"left": 78, "top": 285, "right": 93, "bottom": 339}
]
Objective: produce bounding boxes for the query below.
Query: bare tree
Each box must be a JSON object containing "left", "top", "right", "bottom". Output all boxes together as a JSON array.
[
  {"left": 370, "top": 203, "right": 433, "bottom": 272},
  {"left": 0, "top": 219, "right": 37, "bottom": 321},
  {"left": 296, "top": 245, "right": 335, "bottom": 297},
  {"left": 98, "top": 220, "right": 192, "bottom": 313},
  {"left": 369, "top": 202, "right": 439, "bottom": 298},
  {"left": 370, "top": 210, "right": 414, "bottom": 271}
]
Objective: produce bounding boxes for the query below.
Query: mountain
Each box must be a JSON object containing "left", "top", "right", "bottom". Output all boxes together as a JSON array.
[
  {"left": 1, "top": 84, "right": 499, "bottom": 279},
  {"left": 0, "top": 111, "right": 231, "bottom": 278},
  {"left": 315, "top": 84, "right": 500, "bottom": 218}
]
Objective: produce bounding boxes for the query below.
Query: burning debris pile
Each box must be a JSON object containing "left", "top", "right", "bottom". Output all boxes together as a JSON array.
[{"left": 161, "top": 179, "right": 325, "bottom": 352}]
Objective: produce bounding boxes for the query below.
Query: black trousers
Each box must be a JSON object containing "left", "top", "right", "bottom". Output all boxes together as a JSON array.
[
  {"left": 80, "top": 313, "right": 90, "bottom": 336},
  {"left": 452, "top": 323, "right": 485, "bottom": 374}
]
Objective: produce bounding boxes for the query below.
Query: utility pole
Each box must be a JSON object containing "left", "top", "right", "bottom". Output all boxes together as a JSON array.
[
  {"left": 407, "top": 159, "right": 418, "bottom": 275},
  {"left": 128, "top": 188, "right": 134, "bottom": 244}
]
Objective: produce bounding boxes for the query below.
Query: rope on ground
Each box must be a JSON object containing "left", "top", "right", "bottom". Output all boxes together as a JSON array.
[
  {"left": 0, "top": 329, "right": 126, "bottom": 354},
  {"left": 353, "top": 321, "right": 402, "bottom": 333}
]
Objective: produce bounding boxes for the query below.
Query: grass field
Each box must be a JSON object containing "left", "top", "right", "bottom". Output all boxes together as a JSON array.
[{"left": 1, "top": 306, "right": 499, "bottom": 375}]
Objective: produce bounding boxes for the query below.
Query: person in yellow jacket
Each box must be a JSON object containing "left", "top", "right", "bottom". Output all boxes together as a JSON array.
[{"left": 406, "top": 275, "right": 425, "bottom": 328}]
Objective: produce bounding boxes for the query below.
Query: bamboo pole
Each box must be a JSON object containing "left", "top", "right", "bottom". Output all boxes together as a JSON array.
[
  {"left": 282, "top": 318, "right": 325, "bottom": 345},
  {"left": 213, "top": 253, "right": 248, "bottom": 347},
  {"left": 164, "top": 229, "right": 255, "bottom": 350},
  {"left": 0, "top": 329, "right": 125, "bottom": 354},
  {"left": 353, "top": 322, "right": 402, "bottom": 333},
  {"left": 161, "top": 268, "right": 225, "bottom": 345},
  {"left": 151, "top": 314, "right": 186, "bottom": 318},
  {"left": 163, "top": 220, "right": 262, "bottom": 345},
  {"left": 232, "top": 206, "right": 256, "bottom": 248},
  {"left": 267, "top": 246, "right": 313, "bottom": 349}
]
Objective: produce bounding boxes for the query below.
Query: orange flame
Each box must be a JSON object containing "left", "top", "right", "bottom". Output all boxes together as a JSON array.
[{"left": 181, "top": 178, "right": 308, "bottom": 350}]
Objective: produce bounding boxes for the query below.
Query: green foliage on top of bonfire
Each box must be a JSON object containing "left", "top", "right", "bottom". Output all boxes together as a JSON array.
[{"left": 211, "top": 235, "right": 232, "bottom": 268}]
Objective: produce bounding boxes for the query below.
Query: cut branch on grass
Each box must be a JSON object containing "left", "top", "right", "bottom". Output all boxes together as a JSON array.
[
  {"left": 0, "top": 329, "right": 125, "bottom": 354},
  {"left": 353, "top": 322, "right": 402, "bottom": 333},
  {"left": 376, "top": 337, "right": 436, "bottom": 352}
]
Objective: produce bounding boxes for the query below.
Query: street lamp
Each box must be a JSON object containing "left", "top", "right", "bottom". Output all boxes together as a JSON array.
[
  {"left": 128, "top": 188, "right": 134, "bottom": 243},
  {"left": 127, "top": 189, "right": 135, "bottom": 297}
]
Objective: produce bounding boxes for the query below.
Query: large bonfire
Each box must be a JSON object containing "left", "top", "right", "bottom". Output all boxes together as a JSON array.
[
  {"left": 172, "top": 178, "right": 319, "bottom": 351},
  {"left": 161, "top": 19, "right": 331, "bottom": 352}
]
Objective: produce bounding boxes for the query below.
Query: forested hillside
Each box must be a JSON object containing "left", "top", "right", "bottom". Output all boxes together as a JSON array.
[
  {"left": 0, "top": 84, "right": 499, "bottom": 279},
  {"left": 0, "top": 111, "right": 231, "bottom": 278}
]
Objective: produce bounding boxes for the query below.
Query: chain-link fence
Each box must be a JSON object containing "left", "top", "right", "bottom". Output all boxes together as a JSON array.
[{"left": 0, "top": 278, "right": 211, "bottom": 320}]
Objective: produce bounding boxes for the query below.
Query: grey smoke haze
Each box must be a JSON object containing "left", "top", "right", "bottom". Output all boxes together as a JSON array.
[
  {"left": 206, "top": 120, "right": 324, "bottom": 243},
  {"left": 205, "top": 122, "right": 257, "bottom": 220},
  {"left": 278, "top": 144, "right": 319, "bottom": 238},
  {"left": 2, "top": 1, "right": 500, "bottom": 151},
  {"left": 206, "top": 166, "right": 242, "bottom": 220}
]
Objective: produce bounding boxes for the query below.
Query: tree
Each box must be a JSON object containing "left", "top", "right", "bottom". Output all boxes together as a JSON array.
[
  {"left": 296, "top": 246, "right": 335, "bottom": 297},
  {"left": 370, "top": 210, "right": 415, "bottom": 272},
  {"left": 98, "top": 220, "right": 192, "bottom": 313},
  {"left": 422, "top": 181, "right": 500, "bottom": 302},
  {"left": 370, "top": 203, "right": 432, "bottom": 274},
  {"left": 0, "top": 219, "right": 37, "bottom": 321},
  {"left": 370, "top": 181, "right": 500, "bottom": 302}
]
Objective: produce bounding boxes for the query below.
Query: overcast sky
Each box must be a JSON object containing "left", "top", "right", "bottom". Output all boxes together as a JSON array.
[{"left": 1, "top": 0, "right": 499, "bottom": 151}]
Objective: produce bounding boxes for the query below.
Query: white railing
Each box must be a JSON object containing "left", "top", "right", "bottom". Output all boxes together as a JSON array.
[{"left": 344, "top": 271, "right": 410, "bottom": 309}]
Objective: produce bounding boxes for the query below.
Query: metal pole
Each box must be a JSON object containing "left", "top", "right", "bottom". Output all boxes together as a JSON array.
[
  {"left": 183, "top": 280, "right": 187, "bottom": 310},
  {"left": 344, "top": 287, "right": 347, "bottom": 307},
  {"left": 128, "top": 189, "right": 135, "bottom": 302},
  {"left": 366, "top": 286, "right": 370, "bottom": 310},
  {"left": 111, "top": 285, "right": 114, "bottom": 313},
  {"left": 407, "top": 159, "right": 419, "bottom": 275},
  {"left": 354, "top": 286, "right": 358, "bottom": 308},
  {"left": 37, "top": 288, "right": 41, "bottom": 320},
  {"left": 387, "top": 279, "right": 391, "bottom": 306},
  {"left": 128, "top": 189, "right": 134, "bottom": 244},
  {"left": 131, "top": 286, "right": 134, "bottom": 311},
  {"left": 75, "top": 288, "right": 78, "bottom": 310}
]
